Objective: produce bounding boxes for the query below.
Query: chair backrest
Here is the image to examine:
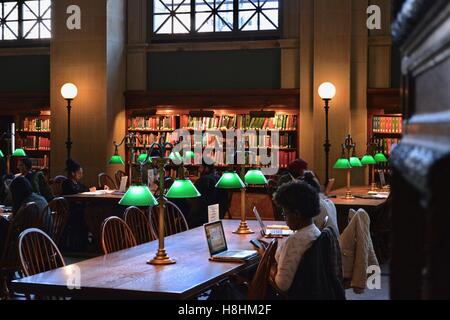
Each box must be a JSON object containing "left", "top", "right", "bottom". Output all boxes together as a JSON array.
[
  {"left": 98, "top": 173, "right": 117, "bottom": 190},
  {"left": 115, "top": 170, "right": 127, "bottom": 189},
  {"left": 18, "top": 228, "right": 65, "bottom": 277},
  {"left": 124, "top": 206, "right": 157, "bottom": 245},
  {"left": 50, "top": 175, "right": 68, "bottom": 197},
  {"left": 248, "top": 239, "right": 278, "bottom": 300},
  {"left": 149, "top": 201, "right": 188, "bottom": 237},
  {"left": 100, "top": 216, "right": 137, "bottom": 254},
  {"left": 1, "top": 202, "right": 44, "bottom": 264},
  {"left": 43, "top": 197, "right": 70, "bottom": 247}
]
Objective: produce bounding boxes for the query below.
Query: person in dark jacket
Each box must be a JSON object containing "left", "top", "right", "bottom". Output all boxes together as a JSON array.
[
  {"left": 62, "top": 159, "right": 95, "bottom": 195},
  {"left": 288, "top": 227, "right": 345, "bottom": 300},
  {"left": 61, "top": 159, "right": 94, "bottom": 252},
  {"left": 17, "top": 157, "right": 54, "bottom": 202},
  {"left": 187, "top": 159, "right": 229, "bottom": 228}
]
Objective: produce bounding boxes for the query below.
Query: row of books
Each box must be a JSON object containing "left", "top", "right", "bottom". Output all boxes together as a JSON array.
[
  {"left": 20, "top": 117, "right": 51, "bottom": 132},
  {"left": 372, "top": 116, "right": 403, "bottom": 134},
  {"left": 278, "top": 151, "right": 297, "bottom": 169},
  {"left": 16, "top": 136, "right": 51, "bottom": 150},
  {"left": 128, "top": 116, "right": 177, "bottom": 131},
  {"left": 30, "top": 156, "right": 49, "bottom": 169},
  {"left": 128, "top": 114, "right": 298, "bottom": 131},
  {"left": 375, "top": 138, "right": 400, "bottom": 156},
  {"left": 246, "top": 133, "right": 296, "bottom": 149}
]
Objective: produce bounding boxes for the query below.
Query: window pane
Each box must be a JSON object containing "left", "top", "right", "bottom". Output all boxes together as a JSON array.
[
  {"left": 239, "top": 10, "right": 258, "bottom": 30},
  {"left": 4, "top": 21, "right": 18, "bottom": 39},
  {"left": 4, "top": 2, "right": 19, "bottom": 21},
  {"left": 238, "top": 0, "right": 257, "bottom": 10},
  {"left": 262, "top": 0, "right": 279, "bottom": 9},
  {"left": 23, "top": 1, "right": 39, "bottom": 19},
  {"left": 23, "top": 20, "right": 39, "bottom": 39},
  {"left": 41, "top": 0, "right": 52, "bottom": 19},
  {"left": 196, "top": 12, "right": 213, "bottom": 32},
  {"left": 260, "top": 10, "right": 278, "bottom": 30},
  {"left": 173, "top": 0, "right": 190, "bottom": 13},
  {"left": 40, "top": 21, "right": 51, "bottom": 38},
  {"left": 154, "top": 14, "right": 171, "bottom": 33},
  {"left": 154, "top": 0, "right": 170, "bottom": 13},
  {"left": 218, "top": 0, "right": 234, "bottom": 11},
  {"left": 174, "top": 13, "right": 190, "bottom": 33},
  {"left": 216, "top": 11, "right": 233, "bottom": 31},
  {"left": 195, "top": 0, "right": 211, "bottom": 12}
]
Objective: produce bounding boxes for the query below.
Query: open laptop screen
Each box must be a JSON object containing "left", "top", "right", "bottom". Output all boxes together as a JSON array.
[
  {"left": 205, "top": 221, "right": 227, "bottom": 255},
  {"left": 253, "top": 207, "right": 266, "bottom": 232}
]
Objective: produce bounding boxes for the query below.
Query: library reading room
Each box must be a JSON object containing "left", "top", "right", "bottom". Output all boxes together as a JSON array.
[{"left": 0, "top": 0, "right": 449, "bottom": 305}]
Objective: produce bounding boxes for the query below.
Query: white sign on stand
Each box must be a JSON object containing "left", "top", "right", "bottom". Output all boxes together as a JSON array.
[
  {"left": 119, "top": 176, "right": 128, "bottom": 193},
  {"left": 208, "top": 204, "right": 220, "bottom": 223}
]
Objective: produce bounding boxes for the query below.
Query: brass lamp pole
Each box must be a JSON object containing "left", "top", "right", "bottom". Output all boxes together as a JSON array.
[
  {"left": 111, "top": 133, "right": 145, "bottom": 185},
  {"left": 145, "top": 141, "right": 176, "bottom": 265}
]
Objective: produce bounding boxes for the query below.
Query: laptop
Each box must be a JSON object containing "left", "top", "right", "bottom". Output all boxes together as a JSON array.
[
  {"left": 204, "top": 221, "right": 258, "bottom": 262},
  {"left": 253, "top": 207, "right": 294, "bottom": 238}
]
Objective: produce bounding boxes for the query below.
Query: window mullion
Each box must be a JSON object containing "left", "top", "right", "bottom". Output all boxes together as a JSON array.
[
  {"left": 190, "top": 0, "right": 195, "bottom": 35},
  {"left": 233, "top": 0, "right": 238, "bottom": 33},
  {"left": 19, "top": 0, "right": 23, "bottom": 39}
]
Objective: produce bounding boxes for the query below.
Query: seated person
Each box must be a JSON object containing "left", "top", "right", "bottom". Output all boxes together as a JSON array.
[
  {"left": 271, "top": 181, "right": 322, "bottom": 293},
  {"left": 62, "top": 159, "right": 96, "bottom": 195},
  {"left": 0, "top": 177, "right": 50, "bottom": 255},
  {"left": 9, "top": 176, "right": 48, "bottom": 216},
  {"left": 301, "top": 171, "right": 340, "bottom": 235},
  {"left": 276, "top": 158, "right": 308, "bottom": 188},
  {"left": 61, "top": 159, "right": 95, "bottom": 252},
  {"left": 187, "top": 159, "right": 229, "bottom": 228},
  {"left": 17, "top": 157, "right": 54, "bottom": 202}
]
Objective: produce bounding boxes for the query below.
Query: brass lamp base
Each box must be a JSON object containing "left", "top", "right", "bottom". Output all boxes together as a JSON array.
[
  {"left": 233, "top": 221, "right": 255, "bottom": 235},
  {"left": 344, "top": 190, "right": 355, "bottom": 200},
  {"left": 147, "top": 249, "right": 176, "bottom": 265},
  {"left": 370, "top": 183, "right": 378, "bottom": 191}
]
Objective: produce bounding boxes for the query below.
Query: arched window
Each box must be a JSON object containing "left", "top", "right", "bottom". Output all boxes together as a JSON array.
[
  {"left": 152, "top": 0, "right": 281, "bottom": 40},
  {"left": 0, "top": 0, "right": 51, "bottom": 41}
]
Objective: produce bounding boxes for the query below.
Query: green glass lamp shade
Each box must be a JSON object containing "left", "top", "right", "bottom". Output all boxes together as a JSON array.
[
  {"left": 374, "top": 153, "right": 388, "bottom": 163},
  {"left": 0, "top": 150, "right": 4, "bottom": 158},
  {"left": 245, "top": 169, "right": 268, "bottom": 186},
  {"left": 215, "top": 172, "right": 246, "bottom": 189},
  {"left": 349, "top": 157, "right": 363, "bottom": 168},
  {"left": 137, "top": 153, "right": 151, "bottom": 164},
  {"left": 166, "top": 179, "right": 201, "bottom": 199},
  {"left": 109, "top": 155, "right": 125, "bottom": 165},
  {"left": 361, "top": 155, "right": 377, "bottom": 166},
  {"left": 184, "top": 151, "right": 195, "bottom": 159},
  {"left": 333, "top": 158, "right": 352, "bottom": 170},
  {"left": 12, "top": 148, "right": 27, "bottom": 157},
  {"left": 119, "top": 186, "right": 158, "bottom": 207}
]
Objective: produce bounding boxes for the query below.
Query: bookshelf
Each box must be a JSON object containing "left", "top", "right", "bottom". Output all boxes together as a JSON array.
[
  {"left": 16, "top": 111, "right": 51, "bottom": 171},
  {"left": 125, "top": 110, "right": 299, "bottom": 178}
]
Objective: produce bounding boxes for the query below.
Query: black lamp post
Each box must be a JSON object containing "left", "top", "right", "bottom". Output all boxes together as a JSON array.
[
  {"left": 318, "top": 82, "right": 336, "bottom": 186},
  {"left": 61, "top": 83, "right": 78, "bottom": 162}
]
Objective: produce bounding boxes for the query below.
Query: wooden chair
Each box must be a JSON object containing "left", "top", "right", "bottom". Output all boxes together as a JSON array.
[
  {"left": 115, "top": 170, "right": 127, "bottom": 189},
  {"left": 98, "top": 173, "right": 117, "bottom": 190},
  {"left": 248, "top": 239, "right": 278, "bottom": 300},
  {"left": 124, "top": 206, "right": 157, "bottom": 245},
  {"left": 42, "top": 197, "right": 70, "bottom": 247},
  {"left": 100, "top": 216, "right": 137, "bottom": 254},
  {"left": 50, "top": 175, "right": 68, "bottom": 197},
  {"left": 149, "top": 201, "right": 188, "bottom": 237},
  {"left": 18, "top": 228, "right": 65, "bottom": 277},
  {"left": 0, "top": 203, "right": 44, "bottom": 298}
]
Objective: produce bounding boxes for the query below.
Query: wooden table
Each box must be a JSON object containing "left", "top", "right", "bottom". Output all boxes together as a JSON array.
[
  {"left": 329, "top": 186, "right": 388, "bottom": 209},
  {"left": 11, "top": 220, "right": 269, "bottom": 300}
]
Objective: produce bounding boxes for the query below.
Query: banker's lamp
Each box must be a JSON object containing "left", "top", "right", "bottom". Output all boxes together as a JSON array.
[
  {"left": 333, "top": 135, "right": 360, "bottom": 199},
  {"left": 119, "top": 142, "right": 200, "bottom": 265}
]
